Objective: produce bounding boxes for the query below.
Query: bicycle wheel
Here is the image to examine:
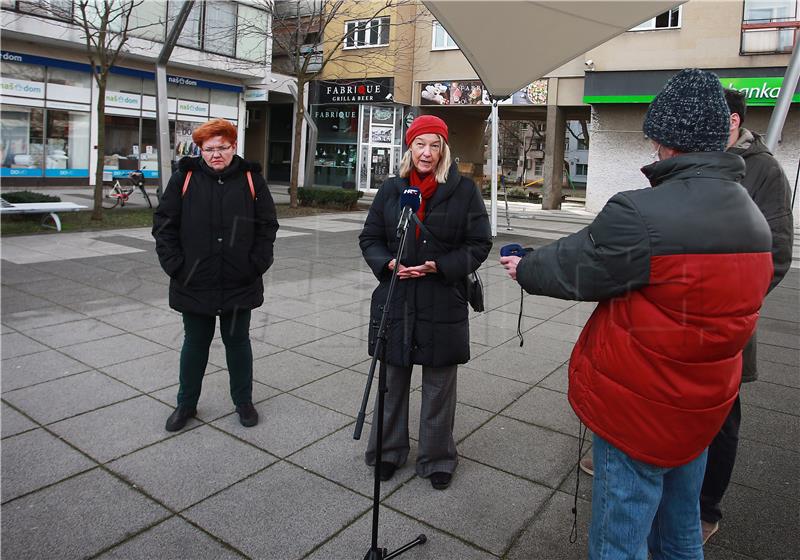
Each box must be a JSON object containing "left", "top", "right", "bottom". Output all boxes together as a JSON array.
[{"left": 102, "top": 184, "right": 120, "bottom": 209}]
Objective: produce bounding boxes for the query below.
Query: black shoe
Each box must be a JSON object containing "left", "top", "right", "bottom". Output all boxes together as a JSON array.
[
  {"left": 236, "top": 403, "right": 259, "bottom": 427},
  {"left": 377, "top": 461, "right": 396, "bottom": 482},
  {"left": 430, "top": 472, "right": 452, "bottom": 490},
  {"left": 165, "top": 405, "right": 197, "bottom": 432}
]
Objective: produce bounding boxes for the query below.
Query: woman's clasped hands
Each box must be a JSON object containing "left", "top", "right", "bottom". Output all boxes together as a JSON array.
[{"left": 388, "top": 259, "right": 438, "bottom": 279}]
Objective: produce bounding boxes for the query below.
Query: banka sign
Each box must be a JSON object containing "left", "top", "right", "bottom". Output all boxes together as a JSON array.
[{"left": 313, "top": 77, "right": 394, "bottom": 104}]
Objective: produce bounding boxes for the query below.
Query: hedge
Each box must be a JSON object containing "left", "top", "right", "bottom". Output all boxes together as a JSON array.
[
  {"left": 295, "top": 187, "right": 364, "bottom": 210},
  {"left": 2, "top": 190, "right": 62, "bottom": 203}
]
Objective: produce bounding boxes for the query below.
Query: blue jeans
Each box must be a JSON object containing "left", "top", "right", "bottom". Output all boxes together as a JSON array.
[{"left": 589, "top": 435, "right": 707, "bottom": 560}]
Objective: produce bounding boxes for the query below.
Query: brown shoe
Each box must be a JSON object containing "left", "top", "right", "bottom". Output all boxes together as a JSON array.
[
  {"left": 702, "top": 520, "right": 719, "bottom": 545},
  {"left": 579, "top": 456, "right": 594, "bottom": 476}
]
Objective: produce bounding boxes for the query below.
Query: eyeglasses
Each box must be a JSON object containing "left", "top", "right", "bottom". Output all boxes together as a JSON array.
[{"left": 202, "top": 145, "right": 233, "bottom": 155}]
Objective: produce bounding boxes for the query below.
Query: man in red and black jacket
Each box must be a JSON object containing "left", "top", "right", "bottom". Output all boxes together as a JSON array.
[{"left": 501, "top": 69, "right": 774, "bottom": 559}]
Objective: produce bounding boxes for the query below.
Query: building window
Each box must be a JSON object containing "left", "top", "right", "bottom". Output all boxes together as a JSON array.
[
  {"left": 534, "top": 159, "right": 543, "bottom": 175},
  {"left": 344, "top": 17, "right": 390, "bottom": 49},
  {"left": 1, "top": 106, "right": 45, "bottom": 177},
  {"left": 46, "top": 109, "right": 90, "bottom": 177},
  {"left": 432, "top": 20, "right": 458, "bottom": 50},
  {"left": 16, "top": 0, "right": 72, "bottom": 21},
  {"left": 630, "top": 7, "right": 681, "bottom": 30},
  {"left": 169, "top": 0, "right": 202, "bottom": 49},
  {"left": 741, "top": 0, "right": 799, "bottom": 54},
  {"left": 204, "top": 1, "right": 237, "bottom": 57},
  {"left": 575, "top": 163, "right": 588, "bottom": 176}
]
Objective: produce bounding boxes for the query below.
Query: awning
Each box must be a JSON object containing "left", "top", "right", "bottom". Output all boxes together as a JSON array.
[{"left": 422, "top": 1, "right": 684, "bottom": 98}]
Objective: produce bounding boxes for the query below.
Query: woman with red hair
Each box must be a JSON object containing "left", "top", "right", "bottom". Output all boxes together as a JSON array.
[{"left": 153, "top": 118, "right": 278, "bottom": 431}]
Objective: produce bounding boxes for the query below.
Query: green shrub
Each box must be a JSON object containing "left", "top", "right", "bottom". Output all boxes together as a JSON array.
[
  {"left": 296, "top": 187, "right": 363, "bottom": 210},
  {"left": 2, "top": 190, "right": 62, "bottom": 203}
]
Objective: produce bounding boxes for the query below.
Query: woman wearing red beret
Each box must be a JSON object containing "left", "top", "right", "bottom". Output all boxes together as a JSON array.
[{"left": 359, "top": 114, "right": 492, "bottom": 489}]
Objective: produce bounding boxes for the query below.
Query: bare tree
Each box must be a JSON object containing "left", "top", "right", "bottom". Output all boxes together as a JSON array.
[
  {"left": 242, "top": 0, "right": 419, "bottom": 207},
  {"left": 74, "top": 0, "right": 143, "bottom": 220},
  {"left": 499, "top": 120, "right": 545, "bottom": 185}
]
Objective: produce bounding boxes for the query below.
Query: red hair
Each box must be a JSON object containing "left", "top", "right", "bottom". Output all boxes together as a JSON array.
[{"left": 192, "top": 118, "right": 238, "bottom": 146}]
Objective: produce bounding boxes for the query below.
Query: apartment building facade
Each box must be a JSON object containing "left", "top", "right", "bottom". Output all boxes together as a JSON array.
[
  {"left": 311, "top": 0, "right": 798, "bottom": 220},
  {"left": 0, "top": 0, "right": 280, "bottom": 187}
]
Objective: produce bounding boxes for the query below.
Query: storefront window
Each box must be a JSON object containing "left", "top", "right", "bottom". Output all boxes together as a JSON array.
[
  {"left": 312, "top": 105, "right": 358, "bottom": 187},
  {"left": 1, "top": 106, "right": 45, "bottom": 177},
  {"left": 46, "top": 110, "right": 90, "bottom": 177},
  {"left": 104, "top": 115, "right": 140, "bottom": 177},
  {"left": 174, "top": 120, "right": 202, "bottom": 160},
  {"left": 139, "top": 119, "right": 171, "bottom": 178},
  {"left": 108, "top": 73, "right": 142, "bottom": 94},
  {"left": 210, "top": 89, "right": 239, "bottom": 120}
]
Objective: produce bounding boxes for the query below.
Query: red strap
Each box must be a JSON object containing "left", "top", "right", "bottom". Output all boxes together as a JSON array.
[
  {"left": 181, "top": 169, "right": 255, "bottom": 199},
  {"left": 246, "top": 171, "right": 255, "bottom": 200},
  {"left": 181, "top": 171, "right": 192, "bottom": 197}
]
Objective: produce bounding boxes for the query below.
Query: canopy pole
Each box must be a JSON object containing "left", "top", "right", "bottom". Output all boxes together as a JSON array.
[
  {"left": 490, "top": 101, "right": 498, "bottom": 237},
  {"left": 765, "top": 40, "right": 800, "bottom": 153}
]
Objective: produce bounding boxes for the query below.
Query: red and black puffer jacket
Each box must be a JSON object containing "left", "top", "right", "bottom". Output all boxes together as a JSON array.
[{"left": 516, "top": 152, "right": 773, "bottom": 467}]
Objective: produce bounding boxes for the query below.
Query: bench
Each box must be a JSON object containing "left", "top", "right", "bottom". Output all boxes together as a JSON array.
[{"left": 0, "top": 198, "right": 88, "bottom": 232}]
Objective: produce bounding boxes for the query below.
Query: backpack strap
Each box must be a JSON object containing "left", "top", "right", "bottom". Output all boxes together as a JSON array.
[
  {"left": 246, "top": 170, "right": 255, "bottom": 200},
  {"left": 181, "top": 170, "right": 192, "bottom": 197},
  {"left": 180, "top": 169, "right": 255, "bottom": 200}
]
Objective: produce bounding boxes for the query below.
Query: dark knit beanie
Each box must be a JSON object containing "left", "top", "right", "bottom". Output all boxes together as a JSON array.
[{"left": 642, "top": 69, "right": 730, "bottom": 152}]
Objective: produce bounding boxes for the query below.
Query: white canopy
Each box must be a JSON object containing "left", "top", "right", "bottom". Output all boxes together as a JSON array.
[{"left": 422, "top": 1, "right": 684, "bottom": 98}]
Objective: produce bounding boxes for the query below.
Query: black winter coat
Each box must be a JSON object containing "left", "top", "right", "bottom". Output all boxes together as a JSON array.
[
  {"left": 729, "top": 129, "right": 794, "bottom": 382},
  {"left": 152, "top": 156, "right": 279, "bottom": 316},
  {"left": 359, "top": 163, "right": 492, "bottom": 367}
]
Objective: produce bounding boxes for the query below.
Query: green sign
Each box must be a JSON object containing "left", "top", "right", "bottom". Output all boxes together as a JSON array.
[
  {"left": 583, "top": 77, "right": 800, "bottom": 106},
  {"left": 718, "top": 77, "right": 800, "bottom": 106}
]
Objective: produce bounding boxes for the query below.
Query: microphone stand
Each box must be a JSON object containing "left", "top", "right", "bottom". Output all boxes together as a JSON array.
[{"left": 354, "top": 205, "right": 427, "bottom": 560}]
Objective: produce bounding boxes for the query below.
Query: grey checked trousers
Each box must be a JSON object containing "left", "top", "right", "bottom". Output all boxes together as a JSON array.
[{"left": 365, "top": 363, "right": 458, "bottom": 478}]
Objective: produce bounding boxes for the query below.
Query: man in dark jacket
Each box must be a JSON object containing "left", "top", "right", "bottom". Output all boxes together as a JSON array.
[
  {"left": 700, "top": 88, "right": 795, "bottom": 543},
  {"left": 501, "top": 69, "right": 774, "bottom": 558}
]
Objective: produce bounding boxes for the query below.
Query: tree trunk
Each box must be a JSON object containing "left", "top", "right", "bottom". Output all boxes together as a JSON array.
[
  {"left": 288, "top": 82, "right": 306, "bottom": 209},
  {"left": 92, "top": 80, "right": 107, "bottom": 221}
]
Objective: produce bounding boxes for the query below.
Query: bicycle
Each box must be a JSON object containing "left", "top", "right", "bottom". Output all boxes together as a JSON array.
[{"left": 102, "top": 170, "right": 152, "bottom": 209}]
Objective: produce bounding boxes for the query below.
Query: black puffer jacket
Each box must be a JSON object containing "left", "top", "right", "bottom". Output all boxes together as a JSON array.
[
  {"left": 729, "top": 129, "right": 794, "bottom": 382},
  {"left": 359, "top": 163, "right": 492, "bottom": 367},
  {"left": 152, "top": 156, "right": 279, "bottom": 316}
]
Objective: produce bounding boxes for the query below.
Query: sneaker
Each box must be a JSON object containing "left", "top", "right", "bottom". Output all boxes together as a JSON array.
[
  {"left": 377, "top": 461, "right": 396, "bottom": 482},
  {"left": 702, "top": 520, "right": 719, "bottom": 545},
  {"left": 430, "top": 472, "right": 452, "bottom": 490},
  {"left": 236, "top": 403, "right": 259, "bottom": 427},
  {"left": 579, "top": 456, "right": 594, "bottom": 476},
  {"left": 165, "top": 405, "right": 197, "bottom": 432}
]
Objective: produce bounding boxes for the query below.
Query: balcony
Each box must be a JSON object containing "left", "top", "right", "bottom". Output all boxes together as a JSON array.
[{"left": 741, "top": 20, "right": 800, "bottom": 54}]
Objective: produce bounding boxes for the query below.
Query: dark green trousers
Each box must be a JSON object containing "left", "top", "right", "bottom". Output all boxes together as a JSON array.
[{"left": 177, "top": 309, "right": 253, "bottom": 407}]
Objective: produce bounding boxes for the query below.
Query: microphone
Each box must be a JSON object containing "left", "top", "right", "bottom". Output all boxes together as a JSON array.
[
  {"left": 500, "top": 243, "right": 531, "bottom": 257},
  {"left": 397, "top": 186, "right": 421, "bottom": 237}
]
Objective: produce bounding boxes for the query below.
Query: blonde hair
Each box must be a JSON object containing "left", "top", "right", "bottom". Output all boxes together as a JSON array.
[{"left": 399, "top": 134, "right": 451, "bottom": 184}]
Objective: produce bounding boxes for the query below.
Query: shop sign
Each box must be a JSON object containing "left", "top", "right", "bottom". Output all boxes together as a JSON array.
[
  {"left": 313, "top": 107, "right": 358, "bottom": 120},
  {"left": 719, "top": 77, "right": 800, "bottom": 106},
  {"left": 177, "top": 101, "right": 209, "bottom": 116},
  {"left": 105, "top": 91, "right": 141, "bottom": 109},
  {"left": 244, "top": 89, "right": 268, "bottom": 102},
  {"left": 583, "top": 75, "right": 799, "bottom": 106},
  {"left": 420, "top": 79, "right": 547, "bottom": 106},
  {"left": 45, "top": 168, "right": 89, "bottom": 178},
  {"left": 1, "top": 168, "right": 43, "bottom": 177},
  {"left": 314, "top": 78, "right": 394, "bottom": 104},
  {"left": 1, "top": 77, "right": 45, "bottom": 99}
]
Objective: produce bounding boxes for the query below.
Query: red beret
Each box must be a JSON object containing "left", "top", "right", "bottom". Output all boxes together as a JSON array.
[{"left": 405, "top": 114, "right": 449, "bottom": 146}]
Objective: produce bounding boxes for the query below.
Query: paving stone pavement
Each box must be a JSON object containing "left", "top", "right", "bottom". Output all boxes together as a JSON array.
[{"left": 1, "top": 209, "right": 798, "bottom": 559}]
